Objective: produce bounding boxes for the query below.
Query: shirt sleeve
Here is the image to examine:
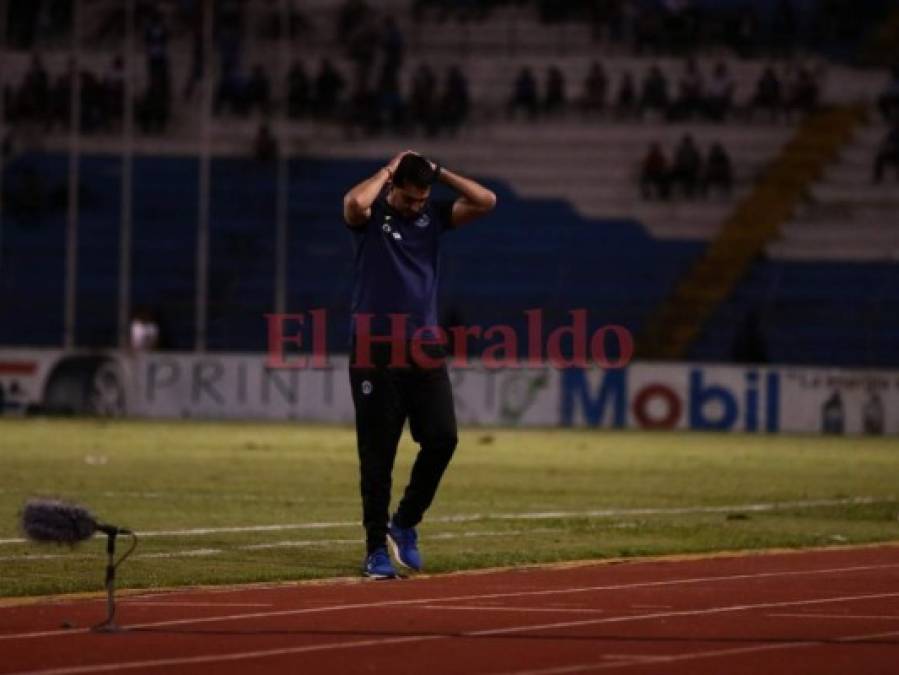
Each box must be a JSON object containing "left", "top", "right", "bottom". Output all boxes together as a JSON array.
[
  {"left": 345, "top": 209, "right": 371, "bottom": 230},
  {"left": 434, "top": 199, "right": 456, "bottom": 232}
]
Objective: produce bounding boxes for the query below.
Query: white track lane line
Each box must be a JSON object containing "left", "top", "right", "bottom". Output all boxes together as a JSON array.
[
  {"left": 492, "top": 627, "right": 899, "bottom": 675},
  {"left": 7, "top": 594, "right": 899, "bottom": 675},
  {"left": 422, "top": 605, "right": 608, "bottom": 614},
  {"left": 2, "top": 563, "right": 899, "bottom": 643},
  {"left": 120, "top": 602, "right": 272, "bottom": 608},
  {"left": 769, "top": 612, "right": 899, "bottom": 620}
]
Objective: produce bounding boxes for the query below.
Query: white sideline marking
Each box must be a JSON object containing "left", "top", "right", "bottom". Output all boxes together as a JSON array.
[
  {"left": 0, "top": 529, "right": 551, "bottom": 562},
  {"left": 7, "top": 594, "right": 899, "bottom": 675},
  {"left": 138, "top": 549, "right": 223, "bottom": 559},
  {"left": 3, "top": 563, "right": 898, "bottom": 643},
  {"left": 423, "top": 605, "right": 607, "bottom": 614},
  {"left": 770, "top": 613, "right": 899, "bottom": 620},
  {"left": 1, "top": 495, "right": 893, "bottom": 546},
  {"left": 0, "top": 531, "right": 530, "bottom": 562}
]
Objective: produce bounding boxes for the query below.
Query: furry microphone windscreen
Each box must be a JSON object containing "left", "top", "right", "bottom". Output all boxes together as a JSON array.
[{"left": 21, "top": 499, "right": 99, "bottom": 544}]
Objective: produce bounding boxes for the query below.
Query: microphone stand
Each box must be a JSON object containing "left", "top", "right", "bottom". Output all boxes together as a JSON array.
[{"left": 92, "top": 528, "right": 138, "bottom": 633}]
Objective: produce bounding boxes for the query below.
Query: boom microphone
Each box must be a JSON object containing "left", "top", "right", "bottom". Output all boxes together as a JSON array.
[
  {"left": 20, "top": 499, "right": 131, "bottom": 544},
  {"left": 20, "top": 498, "right": 138, "bottom": 633}
]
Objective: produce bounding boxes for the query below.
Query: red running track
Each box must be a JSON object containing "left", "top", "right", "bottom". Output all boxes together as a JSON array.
[{"left": 1, "top": 545, "right": 898, "bottom": 675}]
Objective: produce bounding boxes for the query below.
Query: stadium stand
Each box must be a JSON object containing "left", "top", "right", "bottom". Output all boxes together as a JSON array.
[{"left": 1, "top": 0, "right": 895, "bottom": 367}]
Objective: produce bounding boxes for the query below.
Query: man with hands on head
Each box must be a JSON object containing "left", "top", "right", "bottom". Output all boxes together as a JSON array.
[{"left": 343, "top": 151, "right": 496, "bottom": 578}]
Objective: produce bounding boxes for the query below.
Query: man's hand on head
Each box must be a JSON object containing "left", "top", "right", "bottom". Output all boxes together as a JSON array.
[{"left": 386, "top": 150, "right": 415, "bottom": 177}]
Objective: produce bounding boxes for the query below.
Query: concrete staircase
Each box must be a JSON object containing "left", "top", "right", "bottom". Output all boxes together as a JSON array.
[{"left": 769, "top": 120, "right": 899, "bottom": 261}]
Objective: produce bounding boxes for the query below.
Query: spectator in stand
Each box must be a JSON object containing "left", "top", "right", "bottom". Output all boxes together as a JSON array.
[
  {"left": 182, "top": 0, "right": 204, "bottom": 100},
  {"left": 877, "top": 65, "right": 899, "bottom": 124},
  {"left": 144, "top": 7, "right": 170, "bottom": 100},
  {"left": 14, "top": 55, "right": 50, "bottom": 126},
  {"left": 380, "top": 16, "right": 405, "bottom": 84},
  {"left": 213, "top": 66, "right": 245, "bottom": 115},
  {"left": 702, "top": 142, "right": 733, "bottom": 197},
  {"left": 314, "top": 59, "right": 346, "bottom": 119},
  {"left": 671, "top": 57, "right": 703, "bottom": 120},
  {"left": 615, "top": 70, "right": 638, "bottom": 119},
  {"left": 640, "top": 142, "right": 670, "bottom": 199},
  {"left": 670, "top": 134, "right": 702, "bottom": 198},
  {"left": 872, "top": 125, "right": 899, "bottom": 184},
  {"left": 787, "top": 65, "right": 819, "bottom": 118},
  {"left": 581, "top": 61, "right": 608, "bottom": 117},
  {"left": 347, "top": 78, "right": 377, "bottom": 136},
  {"left": 508, "top": 67, "right": 539, "bottom": 120},
  {"left": 409, "top": 63, "right": 438, "bottom": 135},
  {"left": 254, "top": 122, "right": 279, "bottom": 163},
  {"left": 49, "top": 60, "right": 75, "bottom": 130},
  {"left": 376, "top": 16, "right": 406, "bottom": 133},
  {"left": 246, "top": 65, "right": 272, "bottom": 116},
  {"left": 638, "top": 65, "right": 669, "bottom": 119},
  {"left": 287, "top": 61, "right": 311, "bottom": 118},
  {"left": 544, "top": 66, "right": 567, "bottom": 116},
  {"left": 79, "top": 70, "right": 105, "bottom": 133},
  {"left": 216, "top": 7, "right": 243, "bottom": 91},
  {"left": 440, "top": 65, "right": 469, "bottom": 136},
  {"left": 705, "top": 61, "right": 735, "bottom": 121},
  {"left": 377, "top": 64, "right": 404, "bottom": 134},
  {"left": 139, "top": 7, "right": 171, "bottom": 132},
  {"left": 750, "top": 66, "right": 782, "bottom": 121},
  {"left": 102, "top": 56, "right": 125, "bottom": 129}
]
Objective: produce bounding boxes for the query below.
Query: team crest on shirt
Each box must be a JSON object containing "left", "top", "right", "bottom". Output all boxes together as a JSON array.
[{"left": 414, "top": 213, "right": 430, "bottom": 228}]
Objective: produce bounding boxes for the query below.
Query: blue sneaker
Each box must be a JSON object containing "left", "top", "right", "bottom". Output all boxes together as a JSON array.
[
  {"left": 388, "top": 521, "right": 422, "bottom": 571},
  {"left": 362, "top": 547, "right": 397, "bottom": 579}
]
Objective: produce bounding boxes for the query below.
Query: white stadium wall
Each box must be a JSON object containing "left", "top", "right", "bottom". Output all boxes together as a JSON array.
[{"left": 0, "top": 349, "right": 895, "bottom": 435}]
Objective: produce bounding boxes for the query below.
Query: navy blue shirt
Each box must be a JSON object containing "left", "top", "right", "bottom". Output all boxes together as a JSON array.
[{"left": 349, "top": 191, "right": 454, "bottom": 339}]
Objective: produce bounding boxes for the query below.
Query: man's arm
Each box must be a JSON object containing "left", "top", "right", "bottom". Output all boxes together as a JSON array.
[
  {"left": 343, "top": 151, "right": 409, "bottom": 226},
  {"left": 439, "top": 167, "right": 497, "bottom": 228}
]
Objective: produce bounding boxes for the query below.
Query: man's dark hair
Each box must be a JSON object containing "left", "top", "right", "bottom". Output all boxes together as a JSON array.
[{"left": 393, "top": 154, "right": 437, "bottom": 189}]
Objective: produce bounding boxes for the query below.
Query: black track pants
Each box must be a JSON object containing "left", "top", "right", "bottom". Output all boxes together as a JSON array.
[{"left": 349, "top": 342, "right": 458, "bottom": 553}]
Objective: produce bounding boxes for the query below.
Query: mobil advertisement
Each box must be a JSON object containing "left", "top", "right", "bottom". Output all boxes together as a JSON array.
[
  {"left": 560, "top": 364, "right": 781, "bottom": 432},
  {"left": 559, "top": 364, "right": 899, "bottom": 435}
]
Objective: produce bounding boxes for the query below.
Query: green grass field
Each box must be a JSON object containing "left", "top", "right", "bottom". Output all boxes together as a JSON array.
[{"left": 1, "top": 418, "right": 897, "bottom": 598}]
